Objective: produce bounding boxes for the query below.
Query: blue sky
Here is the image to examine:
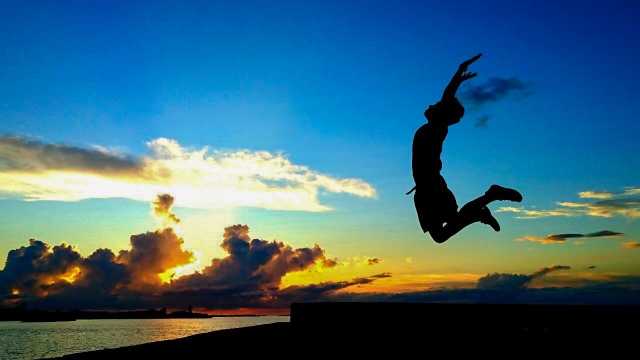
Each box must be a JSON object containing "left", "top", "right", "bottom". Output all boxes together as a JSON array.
[{"left": 1, "top": 0, "right": 639, "bottom": 311}]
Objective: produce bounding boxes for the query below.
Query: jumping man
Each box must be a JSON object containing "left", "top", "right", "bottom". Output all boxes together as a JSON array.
[{"left": 408, "top": 54, "right": 522, "bottom": 244}]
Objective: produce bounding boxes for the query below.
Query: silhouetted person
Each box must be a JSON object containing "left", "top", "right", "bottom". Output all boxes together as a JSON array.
[{"left": 407, "top": 54, "right": 522, "bottom": 243}]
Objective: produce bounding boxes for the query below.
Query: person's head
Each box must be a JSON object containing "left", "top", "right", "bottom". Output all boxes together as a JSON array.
[{"left": 424, "top": 97, "right": 465, "bottom": 126}]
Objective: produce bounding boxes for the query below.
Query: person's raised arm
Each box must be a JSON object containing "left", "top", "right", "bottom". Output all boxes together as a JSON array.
[{"left": 441, "top": 53, "right": 482, "bottom": 101}]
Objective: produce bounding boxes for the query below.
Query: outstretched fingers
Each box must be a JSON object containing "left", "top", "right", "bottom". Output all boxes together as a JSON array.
[{"left": 460, "top": 72, "right": 477, "bottom": 81}]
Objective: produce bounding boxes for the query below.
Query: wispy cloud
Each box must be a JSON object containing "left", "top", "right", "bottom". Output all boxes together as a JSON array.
[
  {"left": 579, "top": 191, "right": 616, "bottom": 199},
  {"left": 366, "top": 258, "right": 381, "bottom": 266},
  {"left": 622, "top": 241, "right": 640, "bottom": 249},
  {"left": 0, "top": 136, "right": 376, "bottom": 212},
  {"left": 474, "top": 115, "right": 490, "bottom": 129},
  {"left": 497, "top": 187, "right": 640, "bottom": 219},
  {"left": 460, "top": 77, "right": 534, "bottom": 109},
  {"left": 495, "top": 207, "right": 576, "bottom": 219},
  {"left": 459, "top": 77, "right": 533, "bottom": 129},
  {"left": 516, "top": 230, "right": 624, "bottom": 244}
]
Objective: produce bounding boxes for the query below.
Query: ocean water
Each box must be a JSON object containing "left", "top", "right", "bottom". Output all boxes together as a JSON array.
[{"left": 0, "top": 316, "right": 290, "bottom": 359}]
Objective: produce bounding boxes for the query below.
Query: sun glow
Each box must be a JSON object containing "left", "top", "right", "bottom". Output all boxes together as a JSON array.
[
  {"left": 59, "top": 267, "right": 81, "bottom": 283},
  {"left": 12, "top": 289, "right": 19, "bottom": 295},
  {"left": 158, "top": 250, "right": 203, "bottom": 283}
]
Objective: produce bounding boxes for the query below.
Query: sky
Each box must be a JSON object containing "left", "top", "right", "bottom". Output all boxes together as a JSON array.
[{"left": 1, "top": 0, "right": 639, "bottom": 314}]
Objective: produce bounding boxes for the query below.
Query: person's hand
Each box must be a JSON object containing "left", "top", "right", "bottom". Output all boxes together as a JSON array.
[
  {"left": 460, "top": 71, "right": 477, "bottom": 82},
  {"left": 459, "top": 53, "right": 482, "bottom": 72}
]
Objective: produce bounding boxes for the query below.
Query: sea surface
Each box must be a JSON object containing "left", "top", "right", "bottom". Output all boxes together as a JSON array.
[{"left": 0, "top": 316, "right": 290, "bottom": 359}]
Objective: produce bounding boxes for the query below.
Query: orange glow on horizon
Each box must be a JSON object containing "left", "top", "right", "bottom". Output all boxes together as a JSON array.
[
  {"left": 204, "top": 308, "right": 289, "bottom": 316},
  {"left": 12, "top": 289, "right": 19, "bottom": 295}
]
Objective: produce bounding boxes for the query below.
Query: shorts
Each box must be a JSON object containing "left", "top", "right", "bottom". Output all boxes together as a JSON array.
[{"left": 413, "top": 174, "right": 458, "bottom": 232}]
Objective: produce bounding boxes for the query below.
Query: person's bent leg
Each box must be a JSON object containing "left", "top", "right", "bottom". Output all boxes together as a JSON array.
[
  {"left": 458, "top": 185, "right": 522, "bottom": 219},
  {"left": 429, "top": 211, "right": 483, "bottom": 243}
]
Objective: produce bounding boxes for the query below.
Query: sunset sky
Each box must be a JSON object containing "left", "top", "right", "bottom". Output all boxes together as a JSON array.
[{"left": 1, "top": 0, "right": 639, "bottom": 314}]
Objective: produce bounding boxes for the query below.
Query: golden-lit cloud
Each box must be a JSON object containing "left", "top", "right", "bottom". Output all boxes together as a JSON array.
[
  {"left": 0, "top": 136, "right": 376, "bottom": 212},
  {"left": 151, "top": 194, "right": 181, "bottom": 228},
  {"left": 579, "top": 191, "right": 615, "bottom": 199},
  {"left": 495, "top": 206, "right": 576, "bottom": 219},
  {"left": 497, "top": 187, "right": 640, "bottom": 219},
  {"left": 622, "top": 241, "right": 640, "bottom": 249},
  {"left": 0, "top": 195, "right": 349, "bottom": 311},
  {"left": 516, "top": 230, "right": 624, "bottom": 245}
]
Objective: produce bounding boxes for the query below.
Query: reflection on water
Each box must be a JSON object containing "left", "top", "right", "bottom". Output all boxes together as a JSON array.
[{"left": 0, "top": 316, "right": 289, "bottom": 360}]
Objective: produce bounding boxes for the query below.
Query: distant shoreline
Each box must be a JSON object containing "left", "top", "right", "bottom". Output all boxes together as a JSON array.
[{"left": 0, "top": 307, "right": 282, "bottom": 322}]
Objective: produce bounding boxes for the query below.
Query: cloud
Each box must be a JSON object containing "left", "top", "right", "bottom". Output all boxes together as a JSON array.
[
  {"left": 0, "top": 136, "right": 141, "bottom": 174},
  {"left": 460, "top": 77, "right": 533, "bottom": 110},
  {"left": 170, "top": 224, "right": 337, "bottom": 292},
  {"left": 495, "top": 207, "right": 576, "bottom": 219},
  {"left": 579, "top": 191, "right": 616, "bottom": 199},
  {"left": 151, "top": 194, "right": 181, "bottom": 228},
  {"left": 474, "top": 115, "right": 490, "bottom": 128},
  {"left": 0, "top": 194, "right": 348, "bottom": 311},
  {"left": 116, "top": 228, "right": 195, "bottom": 288},
  {"left": 587, "top": 266, "right": 596, "bottom": 269},
  {"left": 0, "top": 136, "right": 376, "bottom": 212},
  {"left": 516, "top": 230, "right": 624, "bottom": 244},
  {"left": 497, "top": 187, "right": 640, "bottom": 219},
  {"left": 366, "top": 258, "right": 381, "bottom": 266},
  {"left": 0, "top": 240, "right": 83, "bottom": 298},
  {"left": 476, "top": 266, "right": 571, "bottom": 290},
  {"left": 622, "top": 241, "right": 640, "bottom": 249},
  {"left": 3, "top": 195, "right": 639, "bottom": 311}
]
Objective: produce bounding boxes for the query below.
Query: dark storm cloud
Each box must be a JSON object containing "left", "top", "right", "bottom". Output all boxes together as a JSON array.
[
  {"left": 0, "top": 239, "right": 83, "bottom": 297},
  {"left": 76, "top": 249, "right": 132, "bottom": 291},
  {"left": 460, "top": 77, "right": 533, "bottom": 109},
  {"left": 0, "top": 136, "right": 141, "bottom": 174},
  {"left": 476, "top": 266, "right": 571, "bottom": 290}
]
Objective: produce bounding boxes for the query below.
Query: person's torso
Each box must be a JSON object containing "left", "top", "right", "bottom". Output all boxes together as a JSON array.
[{"left": 411, "top": 122, "right": 448, "bottom": 185}]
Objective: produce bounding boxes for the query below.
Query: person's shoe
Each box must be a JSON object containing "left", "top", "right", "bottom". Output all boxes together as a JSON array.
[
  {"left": 479, "top": 206, "right": 500, "bottom": 232},
  {"left": 486, "top": 185, "right": 523, "bottom": 202}
]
